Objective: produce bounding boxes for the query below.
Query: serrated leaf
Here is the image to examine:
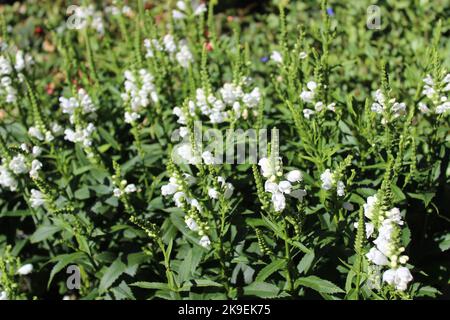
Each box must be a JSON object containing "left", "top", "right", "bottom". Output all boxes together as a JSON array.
[
  {"left": 255, "top": 259, "right": 286, "bottom": 282},
  {"left": 99, "top": 258, "right": 127, "bottom": 293},
  {"left": 47, "top": 252, "right": 86, "bottom": 288},
  {"left": 243, "top": 282, "right": 280, "bottom": 298},
  {"left": 131, "top": 282, "right": 169, "bottom": 290},
  {"left": 30, "top": 225, "right": 61, "bottom": 243},
  {"left": 295, "top": 276, "right": 344, "bottom": 294}
]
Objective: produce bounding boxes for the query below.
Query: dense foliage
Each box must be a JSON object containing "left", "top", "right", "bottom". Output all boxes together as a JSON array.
[{"left": 0, "top": 0, "right": 449, "bottom": 300}]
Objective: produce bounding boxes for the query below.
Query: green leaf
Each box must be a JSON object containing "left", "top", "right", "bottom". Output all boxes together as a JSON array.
[
  {"left": 297, "top": 250, "right": 315, "bottom": 274},
  {"left": 295, "top": 276, "right": 344, "bottom": 294},
  {"left": 111, "top": 281, "right": 135, "bottom": 300},
  {"left": 74, "top": 186, "right": 90, "bottom": 200},
  {"left": 98, "top": 127, "right": 121, "bottom": 150},
  {"left": 177, "top": 249, "right": 193, "bottom": 283},
  {"left": 438, "top": 234, "right": 450, "bottom": 252},
  {"left": 99, "top": 258, "right": 127, "bottom": 293},
  {"left": 255, "top": 259, "right": 286, "bottom": 283},
  {"left": 47, "top": 252, "right": 87, "bottom": 288},
  {"left": 243, "top": 282, "right": 280, "bottom": 298},
  {"left": 0, "top": 209, "right": 32, "bottom": 217},
  {"left": 30, "top": 225, "right": 61, "bottom": 243},
  {"left": 131, "top": 282, "right": 169, "bottom": 290}
]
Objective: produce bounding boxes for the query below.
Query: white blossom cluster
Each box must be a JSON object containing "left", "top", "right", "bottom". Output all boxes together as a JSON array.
[
  {"left": 258, "top": 156, "right": 306, "bottom": 212},
  {"left": 144, "top": 35, "right": 194, "bottom": 69},
  {"left": 299, "top": 80, "right": 336, "bottom": 119},
  {"left": 121, "top": 69, "right": 158, "bottom": 124},
  {"left": 320, "top": 169, "right": 346, "bottom": 197},
  {"left": 104, "top": 4, "right": 132, "bottom": 16},
  {"left": 75, "top": 5, "right": 105, "bottom": 35},
  {"left": 113, "top": 180, "right": 137, "bottom": 198},
  {"left": 419, "top": 73, "right": 450, "bottom": 115},
  {"left": 59, "top": 89, "right": 97, "bottom": 148},
  {"left": 0, "top": 51, "right": 33, "bottom": 104},
  {"left": 207, "top": 176, "right": 234, "bottom": 200},
  {"left": 28, "top": 125, "right": 55, "bottom": 143},
  {"left": 161, "top": 172, "right": 211, "bottom": 248},
  {"left": 360, "top": 194, "right": 413, "bottom": 291},
  {"left": 0, "top": 144, "right": 42, "bottom": 193},
  {"left": 173, "top": 82, "right": 261, "bottom": 127},
  {"left": 161, "top": 173, "right": 198, "bottom": 209},
  {"left": 371, "top": 89, "right": 406, "bottom": 121},
  {"left": 172, "top": 1, "right": 207, "bottom": 20}
]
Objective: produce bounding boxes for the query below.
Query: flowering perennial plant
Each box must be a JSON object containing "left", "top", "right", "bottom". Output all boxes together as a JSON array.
[{"left": 0, "top": 0, "right": 448, "bottom": 301}]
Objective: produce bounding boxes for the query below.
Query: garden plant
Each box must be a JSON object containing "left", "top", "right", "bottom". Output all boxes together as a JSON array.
[{"left": 0, "top": 0, "right": 449, "bottom": 300}]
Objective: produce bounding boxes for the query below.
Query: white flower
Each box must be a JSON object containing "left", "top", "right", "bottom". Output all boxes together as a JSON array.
[
  {"left": 285, "top": 170, "right": 302, "bottom": 183},
  {"left": 436, "top": 101, "right": 450, "bottom": 114},
  {"left": 366, "top": 222, "right": 375, "bottom": 238},
  {"left": 17, "top": 263, "right": 33, "bottom": 275},
  {"left": 30, "top": 189, "right": 45, "bottom": 208},
  {"left": 113, "top": 188, "right": 122, "bottom": 197},
  {"left": 220, "top": 83, "right": 242, "bottom": 106},
  {"left": 320, "top": 169, "right": 334, "bottom": 190},
  {"left": 366, "top": 247, "right": 389, "bottom": 266},
  {"left": 392, "top": 102, "right": 406, "bottom": 115},
  {"left": 386, "top": 207, "right": 404, "bottom": 225},
  {"left": 59, "top": 96, "right": 79, "bottom": 115},
  {"left": 0, "top": 291, "right": 8, "bottom": 300},
  {"left": 382, "top": 267, "right": 413, "bottom": 291},
  {"left": 173, "top": 191, "right": 186, "bottom": 207},
  {"left": 208, "top": 187, "right": 219, "bottom": 199},
  {"left": 0, "top": 56, "right": 12, "bottom": 75},
  {"left": 373, "top": 235, "right": 391, "bottom": 257},
  {"left": 271, "top": 192, "right": 286, "bottom": 212},
  {"left": 202, "top": 151, "right": 217, "bottom": 164},
  {"left": 418, "top": 102, "right": 430, "bottom": 113},
  {"left": 199, "top": 235, "right": 211, "bottom": 248},
  {"left": 161, "top": 181, "right": 179, "bottom": 196},
  {"left": 172, "top": 9, "right": 185, "bottom": 20},
  {"left": 177, "top": 144, "right": 199, "bottom": 164},
  {"left": 189, "top": 198, "right": 202, "bottom": 212},
  {"left": 270, "top": 50, "right": 283, "bottom": 64},
  {"left": 32, "top": 146, "right": 42, "bottom": 157},
  {"left": 176, "top": 44, "right": 193, "bottom": 68},
  {"left": 300, "top": 91, "right": 315, "bottom": 104},
  {"left": 336, "top": 180, "right": 345, "bottom": 197},
  {"left": 29, "top": 159, "right": 42, "bottom": 179},
  {"left": 185, "top": 217, "right": 199, "bottom": 232},
  {"left": 258, "top": 157, "right": 278, "bottom": 179},
  {"left": 303, "top": 108, "right": 315, "bottom": 119},
  {"left": 242, "top": 87, "right": 261, "bottom": 108},
  {"left": 264, "top": 180, "right": 279, "bottom": 193},
  {"left": 163, "top": 34, "right": 177, "bottom": 53},
  {"left": 278, "top": 180, "right": 292, "bottom": 194},
  {"left": 299, "top": 51, "right": 307, "bottom": 59},
  {"left": 371, "top": 102, "right": 384, "bottom": 114},
  {"left": 9, "top": 154, "right": 28, "bottom": 174},
  {"left": 327, "top": 102, "right": 336, "bottom": 112},
  {"left": 124, "top": 111, "right": 140, "bottom": 123},
  {"left": 314, "top": 101, "right": 324, "bottom": 112},
  {"left": 124, "top": 184, "right": 137, "bottom": 194},
  {"left": 363, "top": 195, "right": 378, "bottom": 220},
  {"left": 194, "top": 3, "right": 207, "bottom": 15},
  {"left": 0, "top": 165, "right": 18, "bottom": 191}
]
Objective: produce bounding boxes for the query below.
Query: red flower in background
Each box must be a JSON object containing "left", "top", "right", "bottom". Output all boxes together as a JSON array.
[{"left": 34, "top": 26, "right": 43, "bottom": 35}]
